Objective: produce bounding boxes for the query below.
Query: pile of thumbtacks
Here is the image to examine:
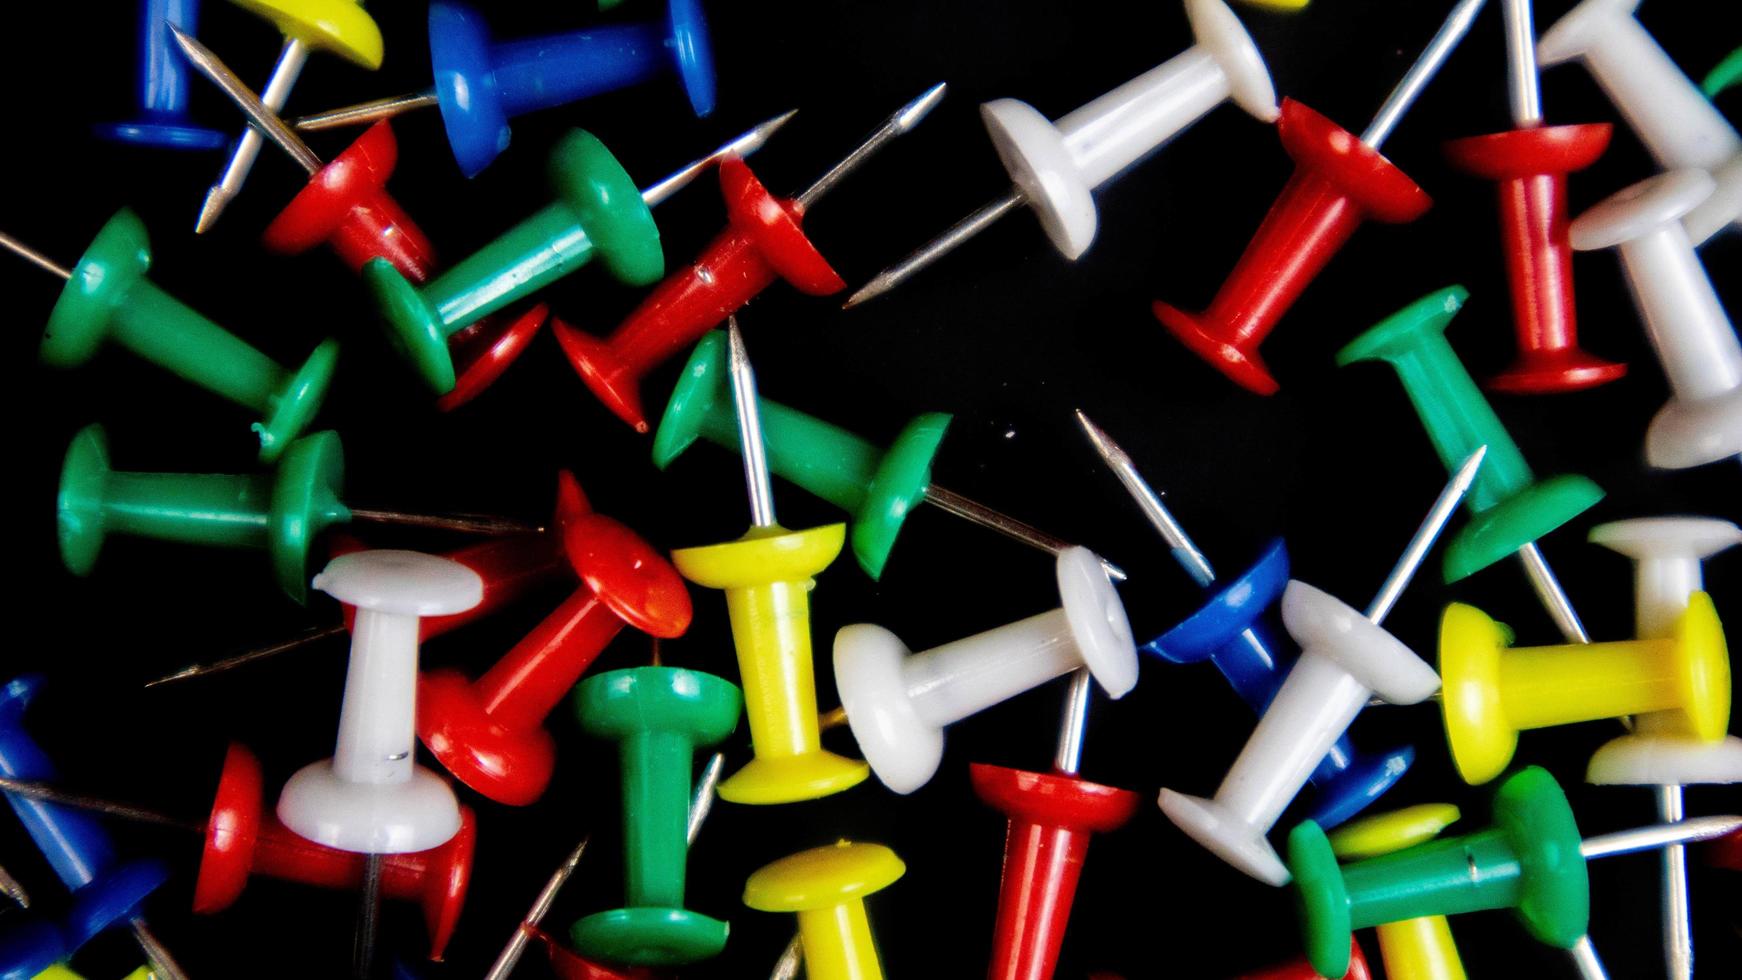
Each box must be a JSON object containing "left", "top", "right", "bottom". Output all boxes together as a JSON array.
[{"left": 3, "top": 0, "right": 1740, "bottom": 977}]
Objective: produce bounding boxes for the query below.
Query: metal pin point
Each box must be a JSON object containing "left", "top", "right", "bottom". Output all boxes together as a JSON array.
[
  {"left": 0, "top": 776, "right": 206, "bottom": 833},
  {"left": 1360, "top": 0, "right": 1489, "bottom": 149},
  {"left": 769, "top": 933, "right": 804, "bottom": 980},
  {"left": 295, "top": 91, "right": 441, "bottom": 132},
  {"left": 795, "top": 82, "right": 947, "bottom": 211},
  {"left": 196, "top": 36, "right": 313, "bottom": 232},
  {"left": 726, "top": 318, "right": 778, "bottom": 529},
  {"left": 170, "top": 27, "right": 322, "bottom": 176},
  {"left": 843, "top": 192, "right": 1025, "bottom": 309},
  {"left": 921, "top": 485, "right": 1127, "bottom": 581},
  {"left": 481, "top": 837, "right": 589, "bottom": 980},
  {"left": 0, "top": 862, "right": 30, "bottom": 908},
  {"left": 1366, "top": 445, "right": 1489, "bottom": 624},
  {"left": 0, "top": 231, "right": 73, "bottom": 280},
  {"left": 639, "top": 110, "right": 800, "bottom": 209}
]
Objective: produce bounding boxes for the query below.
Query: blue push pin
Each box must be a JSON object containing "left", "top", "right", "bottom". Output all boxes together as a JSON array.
[
  {"left": 1076, "top": 412, "right": 1418, "bottom": 828},
  {"left": 0, "top": 675, "right": 186, "bottom": 980},
  {"left": 0, "top": 892, "right": 70, "bottom": 980},
  {"left": 94, "top": 0, "right": 227, "bottom": 149},
  {"left": 292, "top": 0, "right": 716, "bottom": 177}
]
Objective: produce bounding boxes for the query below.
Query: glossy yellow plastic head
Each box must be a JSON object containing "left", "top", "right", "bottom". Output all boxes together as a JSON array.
[
  {"left": 672, "top": 523, "right": 870, "bottom": 804},
  {"left": 745, "top": 841, "right": 904, "bottom": 980},
  {"left": 226, "top": 0, "right": 385, "bottom": 68},
  {"left": 1439, "top": 603, "right": 1517, "bottom": 785},
  {"left": 1663, "top": 592, "right": 1731, "bottom": 740},
  {"left": 1328, "top": 803, "right": 1461, "bottom": 860},
  {"left": 1330, "top": 804, "right": 1469, "bottom": 980},
  {"left": 1240, "top": 0, "right": 1309, "bottom": 9}
]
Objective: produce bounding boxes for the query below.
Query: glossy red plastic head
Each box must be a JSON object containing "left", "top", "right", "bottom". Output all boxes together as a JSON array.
[
  {"left": 435, "top": 303, "right": 551, "bottom": 411},
  {"left": 1709, "top": 826, "right": 1742, "bottom": 871},
  {"left": 1234, "top": 938, "right": 1372, "bottom": 979},
  {"left": 262, "top": 122, "right": 438, "bottom": 283},
  {"left": 418, "top": 480, "right": 692, "bottom": 804},
  {"left": 532, "top": 926, "right": 657, "bottom": 980},
  {"left": 1154, "top": 99, "right": 1430, "bottom": 395},
  {"left": 194, "top": 742, "right": 266, "bottom": 914},
  {"left": 555, "top": 156, "right": 845, "bottom": 431},
  {"left": 1443, "top": 123, "right": 1624, "bottom": 394},
  {"left": 384, "top": 805, "right": 477, "bottom": 960},
  {"left": 971, "top": 764, "right": 1139, "bottom": 980}
]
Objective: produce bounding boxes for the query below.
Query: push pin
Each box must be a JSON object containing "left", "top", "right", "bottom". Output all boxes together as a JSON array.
[
  {"left": 971, "top": 669, "right": 1139, "bottom": 980},
  {"left": 363, "top": 115, "right": 791, "bottom": 394},
  {"left": 58, "top": 426, "right": 535, "bottom": 603},
  {"left": 1151, "top": 0, "right": 1487, "bottom": 393},
  {"left": 1158, "top": 458, "right": 1468, "bottom": 884},
  {"left": 0, "top": 675, "right": 190, "bottom": 980},
  {"left": 567, "top": 665, "right": 742, "bottom": 965},
  {"left": 1569, "top": 170, "right": 1742, "bottom": 470},
  {"left": 1586, "top": 518, "right": 1742, "bottom": 980},
  {"left": 1705, "top": 47, "right": 1742, "bottom": 98},
  {"left": 655, "top": 331, "right": 1127, "bottom": 581},
  {"left": 419, "top": 483, "right": 694, "bottom": 806},
  {"left": 278, "top": 550, "right": 478, "bottom": 979},
  {"left": 1440, "top": 591, "right": 1731, "bottom": 785},
  {"left": 836, "top": 546, "right": 1137, "bottom": 794},
  {"left": 1236, "top": 941, "right": 1371, "bottom": 980},
  {"left": 170, "top": 30, "right": 584, "bottom": 411},
  {"left": 1538, "top": 0, "right": 1742, "bottom": 244},
  {"left": 555, "top": 83, "right": 948, "bottom": 431},
  {"left": 669, "top": 321, "right": 867, "bottom": 803},
  {"left": 293, "top": 0, "right": 716, "bottom": 176},
  {"left": 0, "top": 742, "right": 478, "bottom": 959},
  {"left": 1442, "top": 0, "right": 1622, "bottom": 393},
  {"left": 193, "top": 0, "right": 384, "bottom": 231},
  {"left": 1325, "top": 804, "right": 1469, "bottom": 980},
  {"left": 846, "top": 0, "right": 1277, "bottom": 305},
  {"left": 3, "top": 209, "right": 339, "bottom": 461},
  {"left": 743, "top": 841, "right": 905, "bottom": 980},
  {"left": 1286, "top": 765, "right": 1742, "bottom": 979},
  {"left": 1076, "top": 411, "right": 1465, "bottom": 827},
  {"left": 94, "top": 0, "right": 225, "bottom": 149},
  {"left": 1337, "top": 286, "right": 1601, "bottom": 644}
]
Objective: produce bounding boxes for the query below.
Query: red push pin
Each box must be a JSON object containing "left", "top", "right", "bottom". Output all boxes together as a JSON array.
[
  {"left": 144, "top": 471, "right": 590, "bottom": 689},
  {"left": 973, "top": 669, "right": 1139, "bottom": 980},
  {"left": 1152, "top": 0, "right": 1486, "bottom": 393},
  {"left": 1442, "top": 0, "right": 1622, "bottom": 393},
  {"left": 0, "top": 743, "right": 476, "bottom": 960},
  {"left": 554, "top": 83, "right": 947, "bottom": 431},
  {"left": 172, "top": 27, "right": 552, "bottom": 412},
  {"left": 418, "top": 478, "right": 693, "bottom": 805}
]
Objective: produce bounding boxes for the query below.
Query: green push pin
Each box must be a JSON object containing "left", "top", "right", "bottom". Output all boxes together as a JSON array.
[
  {"left": 1703, "top": 47, "right": 1742, "bottom": 99},
  {"left": 6, "top": 209, "right": 339, "bottom": 463},
  {"left": 653, "top": 330, "right": 1125, "bottom": 581},
  {"left": 569, "top": 665, "right": 742, "bottom": 966},
  {"left": 365, "top": 114, "right": 792, "bottom": 394},
  {"left": 57, "top": 424, "right": 532, "bottom": 603},
  {"left": 1336, "top": 286, "right": 1603, "bottom": 642}
]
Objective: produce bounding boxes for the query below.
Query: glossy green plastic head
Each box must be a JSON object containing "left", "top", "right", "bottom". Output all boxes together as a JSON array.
[
  {"left": 650, "top": 331, "right": 728, "bottom": 469},
  {"left": 255, "top": 338, "right": 340, "bottom": 464},
  {"left": 42, "top": 209, "right": 152, "bottom": 368},
  {"left": 1703, "top": 47, "right": 1742, "bottom": 98},
  {"left": 1335, "top": 286, "right": 1470, "bottom": 367},
  {"left": 574, "top": 667, "right": 743, "bottom": 745},
  {"left": 364, "top": 257, "right": 455, "bottom": 393},
  {"left": 851, "top": 412, "right": 951, "bottom": 580},
  {"left": 1492, "top": 766, "right": 1588, "bottom": 950},
  {"left": 549, "top": 130, "right": 663, "bottom": 287},
  {"left": 570, "top": 906, "right": 727, "bottom": 967},
  {"left": 268, "top": 430, "right": 350, "bottom": 603},
  {"left": 1288, "top": 819, "right": 1352, "bottom": 979},
  {"left": 1443, "top": 473, "right": 1604, "bottom": 581},
  {"left": 57, "top": 424, "right": 113, "bottom": 576}
]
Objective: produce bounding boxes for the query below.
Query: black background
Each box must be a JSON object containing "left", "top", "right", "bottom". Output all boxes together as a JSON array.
[{"left": 1, "top": 1, "right": 1740, "bottom": 977}]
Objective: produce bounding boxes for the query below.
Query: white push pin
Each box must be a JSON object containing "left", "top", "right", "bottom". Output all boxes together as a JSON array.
[
  {"left": 1157, "top": 459, "right": 1473, "bottom": 885},
  {"left": 1537, "top": 0, "right": 1742, "bottom": 244},
  {"left": 277, "top": 549, "right": 479, "bottom": 978},
  {"left": 832, "top": 546, "right": 1137, "bottom": 794},
  {"left": 1569, "top": 170, "right": 1742, "bottom": 470},
  {"left": 845, "top": 0, "right": 1275, "bottom": 305},
  {"left": 1586, "top": 517, "right": 1742, "bottom": 980}
]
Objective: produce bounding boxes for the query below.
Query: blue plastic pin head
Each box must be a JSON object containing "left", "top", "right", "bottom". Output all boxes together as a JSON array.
[{"left": 93, "top": 0, "right": 226, "bottom": 149}]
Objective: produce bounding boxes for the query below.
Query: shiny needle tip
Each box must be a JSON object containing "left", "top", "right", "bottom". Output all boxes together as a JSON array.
[
  {"left": 795, "top": 82, "right": 948, "bottom": 210},
  {"left": 167, "top": 24, "right": 321, "bottom": 176},
  {"left": 727, "top": 318, "right": 777, "bottom": 528},
  {"left": 639, "top": 109, "right": 798, "bottom": 209}
]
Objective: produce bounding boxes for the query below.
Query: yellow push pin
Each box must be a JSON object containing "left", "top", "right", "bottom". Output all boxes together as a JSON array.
[
  {"left": 1328, "top": 804, "right": 1469, "bottom": 980},
  {"left": 743, "top": 840, "right": 904, "bottom": 980},
  {"left": 669, "top": 319, "right": 868, "bottom": 804},
  {"left": 1439, "top": 592, "right": 1732, "bottom": 784}
]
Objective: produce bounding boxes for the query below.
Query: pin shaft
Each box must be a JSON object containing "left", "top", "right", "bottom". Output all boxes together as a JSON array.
[
  {"left": 843, "top": 190, "right": 1026, "bottom": 308},
  {"left": 922, "top": 484, "right": 1127, "bottom": 581},
  {"left": 1655, "top": 784, "right": 1693, "bottom": 980},
  {"left": 1365, "top": 446, "right": 1487, "bottom": 624},
  {"left": 198, "top": 37, "right": 312, "bottom": 233},
  {"left": 769, "top": 933, "right": 803, "bottom": 980},
  {"left": 1501, "top": 0, "right": 1543, "bottom": 126},
  {"left": 1565, "top": 935, "right": 1609, "bottom": 980},
  {"left": 726, "top": 318, "right": 778, "bottom": 528},
  {"left": 145, "top": 623, "right": 349, "bottom": 689},
  {"left": 794, "top": 83, "right": 947, "bottom": 211},
  {"left": 482, "top": 837, "right": 589, "bottom": 980},
  {"left": 169, "top": 26, "right": 321, "bottom": 175},
  {"left": 131, "top": 918, "right": 192, "bottom": 980},
  {"left": 640, "top": 110, "right": 798, "bottom": 209},
  {"left": 688, "top": 752, "right": 726, "bottom": 845},
  {"left": 0, "top": 776, "right": 205, "bottom": 834},
  {"left": 0, "top": 231, "right": 71, "bottom": 279},
  {"left": 1515, "top": 542, "right": 1591, "bottom": 644},
  {"left": 346, "top": 509, "right": 541, "bottom": 537},
  {"left": 1053, "top": 668, "right": 1094, "bottom": 775},
  {"left": 1360, "top": 0, "right": 1489, "bottom": 148},
  {"left": 1074, "top": 409, "right": 1213, "bottom": 583},
  {"left": 293, "top": 90, "right": 440, "bottom": 132},
  {"left": 354, "top": 854, "right": 384, "bottom": 980},
  {"left": 1580, "top": 816, "right": 1742, "bottom": 859},
  {"left": 0, "top": 863, "right": 30, "bottom": 908}
]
